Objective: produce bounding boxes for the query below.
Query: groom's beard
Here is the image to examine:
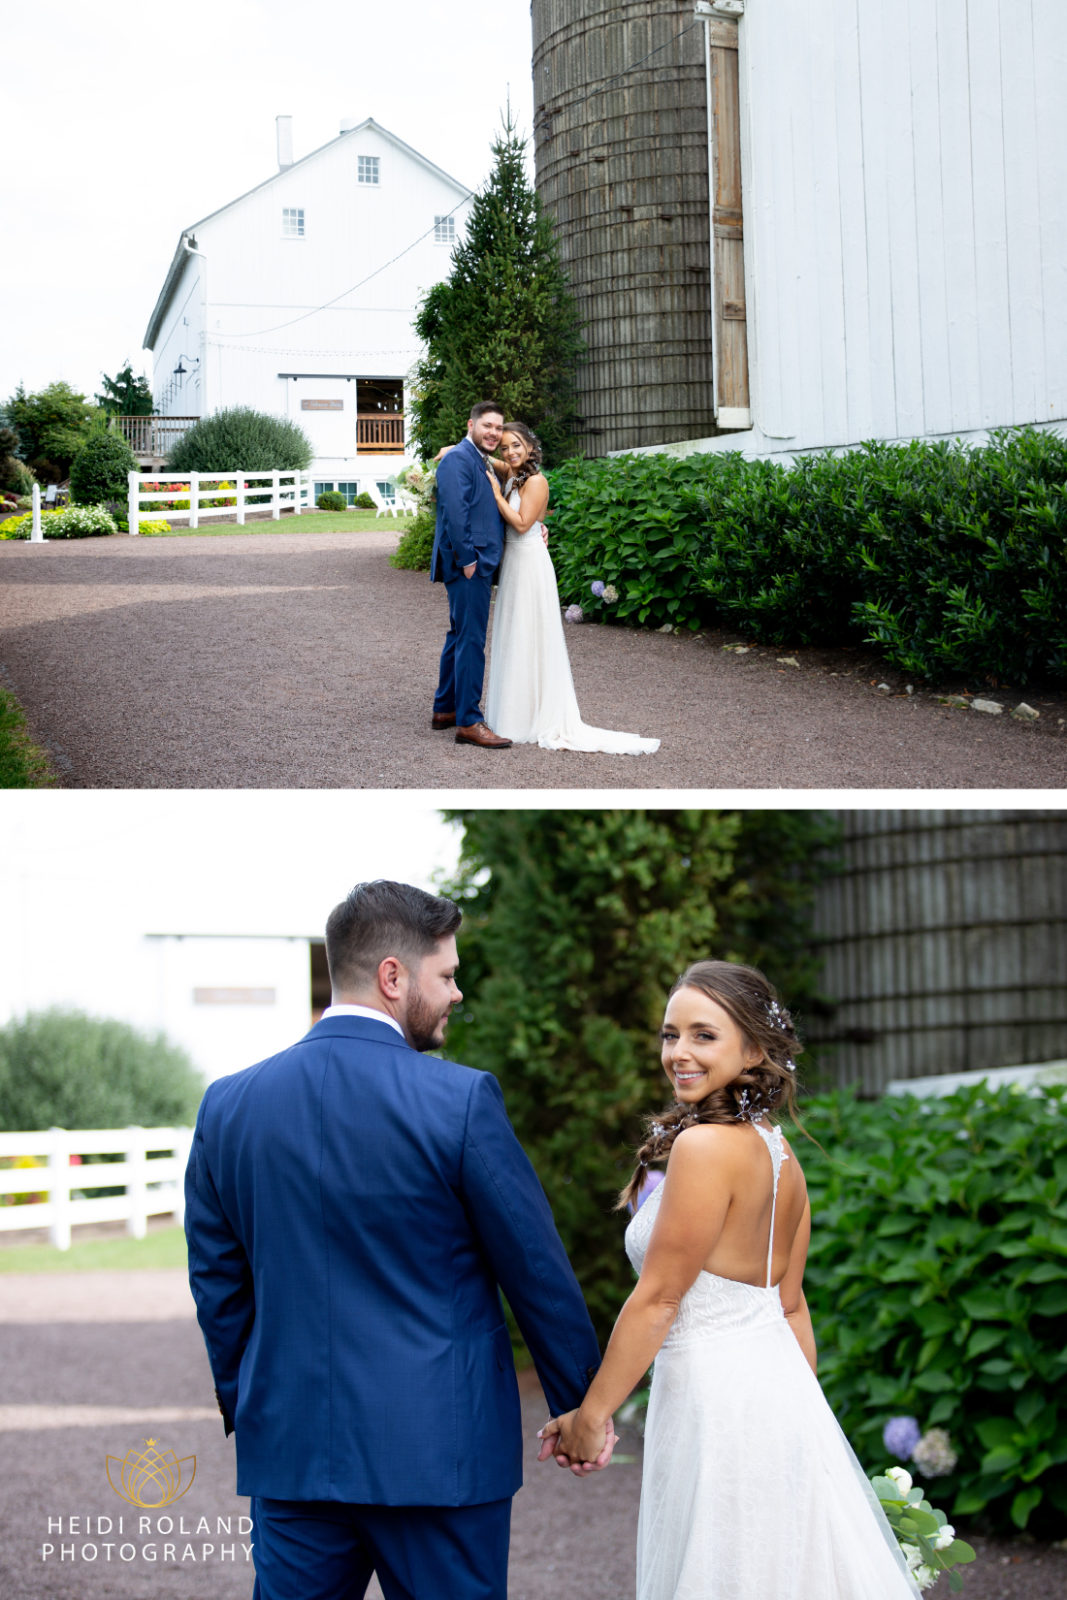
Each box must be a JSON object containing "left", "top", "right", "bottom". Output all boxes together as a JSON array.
[{"left": 405, "top": 982, "right": 453, "bottom": 1053}]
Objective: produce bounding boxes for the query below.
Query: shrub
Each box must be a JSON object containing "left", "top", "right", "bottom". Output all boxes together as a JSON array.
[
  {"left": 167, "top": 407, "right": 312, "bottom": 473},
  {"left": 69, "top": 429, "right": 137, "bottom": 505},
  {"left": 547, "top": 453, "right": 707, "bottom": 630},
  {"left": 390, "top": 506, "right": 436, "bottom": 570},
  {"left": 800, "top": 1083, "right": 1067, "bottom": 1537},
  {"left": 316, "top": 490, "right": 347, "bottom": 512},
  {"left": 354, "top": 491, "right": 376, "bottom": 509},
  {"left": 136, "top": 519, "right": 173, "bottom": 537},
  {"left": 0, "top": 504, "right": 117, "bottom": 539},
  {"left": 544, "top": 428, "right": 1067, "bottom": 684},
  {"left": 0, "top": 1009, "right": 204, "bottom": 1130}
]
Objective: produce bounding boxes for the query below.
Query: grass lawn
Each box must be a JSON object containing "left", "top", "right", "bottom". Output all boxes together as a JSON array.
[
  {"left": 0, "top": 684, "right": 55, "bottom": 787},
  {"left": 141, "top": 511, "right": 413, "bottom": 537},
  {"left": 0, "top": 1224, "right": 187, "bottom": 1273}
]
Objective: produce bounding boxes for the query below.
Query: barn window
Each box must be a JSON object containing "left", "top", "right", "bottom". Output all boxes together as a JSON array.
[
  {"left": 434, "top": 215, "right": 455, "bottom": 245},
  {"left": 282, "top": 208, "right": 305, "bottom": 238},
  {"left": 358, "top": 156, "right": 380, "bottom": 186}
]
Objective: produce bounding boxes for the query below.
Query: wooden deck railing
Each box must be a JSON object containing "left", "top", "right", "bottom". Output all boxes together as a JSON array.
[
  {"left": 110, "top": 416, "right": 198, "bottom": 457},
  {"left": 356, "top": 413, "right": 405, "bottom": 452}
]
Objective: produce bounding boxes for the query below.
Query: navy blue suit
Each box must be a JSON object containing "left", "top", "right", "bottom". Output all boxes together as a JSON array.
[
  {"left": 185, "top": 1014, "right": 599, "bottom": 1598},
  {"left": 430, "top": 437, "right": 505, "bottom": 728}
]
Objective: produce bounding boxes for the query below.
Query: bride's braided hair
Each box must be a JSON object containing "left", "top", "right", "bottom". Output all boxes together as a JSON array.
[
  {"left": 501, "top": 420, "right": 543, "bottom": 491},
  {"left": 617, "top": 960, "right": 803, "bottom": 1213}
]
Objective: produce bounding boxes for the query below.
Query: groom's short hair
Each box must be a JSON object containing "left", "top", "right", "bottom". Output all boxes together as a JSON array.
[
  {"left": 325, "top": 880, "right": 462, "bottom": 992},
  {"left": 469, "top": 401, "right": 503, "bottom": 422}
]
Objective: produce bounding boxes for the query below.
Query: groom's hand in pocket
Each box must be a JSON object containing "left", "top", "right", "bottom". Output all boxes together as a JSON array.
[{"left": 463, "top": 561, "right": 477, "bottom": 578}]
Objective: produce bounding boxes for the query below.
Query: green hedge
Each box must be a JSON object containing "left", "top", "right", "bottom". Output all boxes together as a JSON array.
[
  {"left": 545, "top": 428, "right": 1067, "bottom": 685},
  {"left": 800, "top": 1083, "right": 1067, "bottom": 1537}
]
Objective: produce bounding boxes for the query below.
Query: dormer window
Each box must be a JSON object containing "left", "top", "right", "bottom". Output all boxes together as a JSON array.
[
  {"left": 434, "top": 215, "right": 455, "bottom": 245},
  {"left": 282, "top": 208, "right": 305, "bottom": 237},
  {"left": 358, "top": 156, "right": 380, "bottom": 186}
]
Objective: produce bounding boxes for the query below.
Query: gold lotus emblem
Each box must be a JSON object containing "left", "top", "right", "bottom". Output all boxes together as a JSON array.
[{"left": 106, "top": 1438, "right": 196, "bottom": 1507}]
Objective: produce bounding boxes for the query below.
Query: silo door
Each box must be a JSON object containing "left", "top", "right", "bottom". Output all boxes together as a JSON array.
[{"left": 705, "top": 14, "right": 750, "bottom": 429}]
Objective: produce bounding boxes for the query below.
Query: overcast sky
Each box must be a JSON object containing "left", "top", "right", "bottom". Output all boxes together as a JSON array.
[
  {"left": 3, "top": 0, "right": 535, "bottom": 404},
  {"left": 2, "top": 792, "right": 464, "bottom": 944}
]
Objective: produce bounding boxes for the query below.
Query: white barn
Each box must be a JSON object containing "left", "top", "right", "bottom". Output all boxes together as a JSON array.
[
  {"left": 532, "top": 0, "right": 1067, "bottom": 461},
  {"left": 144, "top": 117, "right": 473, "bottom": 499}
]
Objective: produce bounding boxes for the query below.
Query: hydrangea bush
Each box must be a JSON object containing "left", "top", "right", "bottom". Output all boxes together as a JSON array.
[
  {"left": 544, "top": 427, "right": 1067, "bottom": 684},
  {"left": 802, "top": 1082, "right": 1067, "bottom": 1536}
]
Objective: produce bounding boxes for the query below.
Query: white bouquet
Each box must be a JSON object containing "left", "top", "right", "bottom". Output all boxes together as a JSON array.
[{"left": 870, "top": 1465, "right": 976, "bottom": 1592}]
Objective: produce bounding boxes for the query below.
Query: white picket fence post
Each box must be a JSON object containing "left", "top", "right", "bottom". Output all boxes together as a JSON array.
[
  {"left": 127, "top": 470, "right": 140, "bottom": 536},
  {"left": 48, "top": 1127, "right": 70, "bottom": 1250},
  {"left": 236, "top": 474, "right": 246, "bottom": 526}
]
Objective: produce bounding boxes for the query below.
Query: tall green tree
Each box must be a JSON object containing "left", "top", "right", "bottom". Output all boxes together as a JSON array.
[
  {"left": 96, "top": 363, "right": 153, "bottom": 417},
  {"left": 410, "top": 117, "right": 585, "bottom": 464},
  {"left": 4, "top": 381, "right": 99, "bottom": 482},
  {"left": 438, "top": 808, "right": 839, "bottom": 1336}
]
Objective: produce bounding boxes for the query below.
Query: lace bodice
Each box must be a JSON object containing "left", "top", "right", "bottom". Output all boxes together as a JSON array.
[{"left": 624, "top": 1122, "right": 789, "bottom": 1345}]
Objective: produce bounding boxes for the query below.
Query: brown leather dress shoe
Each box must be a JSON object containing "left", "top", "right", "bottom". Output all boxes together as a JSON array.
[
  {"left": 431, "top": 711, "right": 457, "bottom": 730},
  {"left": 455, "top": 721, "right": 513, "bottom": 749}
]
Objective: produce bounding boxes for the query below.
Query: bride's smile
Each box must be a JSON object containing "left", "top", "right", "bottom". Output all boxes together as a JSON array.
[{"left": 659, "top": 987, "right": 761, "bottom": 1103}]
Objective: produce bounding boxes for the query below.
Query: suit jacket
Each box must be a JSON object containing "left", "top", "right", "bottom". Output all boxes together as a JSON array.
[
  {"left": 185, "top": 1015, "right": 600, "bottom": 1505},
  {"left": 429, "top": 436, "right": 505, "bottom": 583}
]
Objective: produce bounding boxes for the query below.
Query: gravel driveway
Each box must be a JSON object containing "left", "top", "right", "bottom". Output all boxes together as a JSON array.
[
  {"left": 1, "top": 1264, "right": 1063, "bottom": 1600},
  {"left": 1, "top": 530, "right": 1064, "bottom": 790}
]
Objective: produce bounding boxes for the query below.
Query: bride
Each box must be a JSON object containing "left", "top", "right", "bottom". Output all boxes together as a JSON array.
[
  {"left": 539, "top": 961, "right": 921, "bottom": 1600},
  {"left": 481, "top": 422, "right": 659, "bottom": 754}
]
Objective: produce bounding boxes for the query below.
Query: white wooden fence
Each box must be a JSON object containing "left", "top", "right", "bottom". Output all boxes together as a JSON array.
[
  {"left": 127, "top": 470, "right": 311, "bottom": 534},
  {"left": 0, "top": 1127, "right": 193, "bottom": 1250}
]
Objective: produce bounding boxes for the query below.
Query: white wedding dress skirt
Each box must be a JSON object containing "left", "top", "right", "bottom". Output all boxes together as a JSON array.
[
  {"left": 484, "top": 491, "right": 659, "bottom": 753},
  {"left": 626, "top": 1125, "right": 921, "bottom": 1600}
]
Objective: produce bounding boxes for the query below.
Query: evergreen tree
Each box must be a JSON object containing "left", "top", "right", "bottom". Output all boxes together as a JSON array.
[
  {"left": 410, "top": 117, "right": 585, "bottom": 464},
  {"left": 437, "top": 808, "right": 839, "bottom": 1337},
  {"left": 69, "top": 429, "right": 138, "bottom": 506},
  {"left": 96, "top": 363, "right": 153, "bottom": 417}
]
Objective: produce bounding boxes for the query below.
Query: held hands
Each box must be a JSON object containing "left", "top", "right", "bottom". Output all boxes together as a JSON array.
[{"left": 537, "top": 1411, "right": 619, "bottom": 1476}]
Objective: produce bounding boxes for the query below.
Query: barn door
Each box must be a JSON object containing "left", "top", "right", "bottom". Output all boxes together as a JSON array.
[{"left": 700, "top": 5, "right": 750, "bottom": 428}]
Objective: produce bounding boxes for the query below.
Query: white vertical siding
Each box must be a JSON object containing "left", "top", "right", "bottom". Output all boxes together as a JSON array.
[{"left": 718, "top": 0, "right": 1067, "bottom": 458}]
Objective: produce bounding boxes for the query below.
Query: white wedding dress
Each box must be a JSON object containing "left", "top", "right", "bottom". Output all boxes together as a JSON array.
[
  {"left": 484, "top": 486, "right": 659, "bottom": 753},
  {"left": 625, "top": 1122, "right": 921, "bottom": 1600}
]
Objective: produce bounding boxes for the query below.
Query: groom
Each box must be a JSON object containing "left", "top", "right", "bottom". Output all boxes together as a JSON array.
[
  {"left": 185, "top": 879, "right": 609, "bottom": 1600},
  {"left": 429, "top": 401, "right": 512, "bottom": 748}
]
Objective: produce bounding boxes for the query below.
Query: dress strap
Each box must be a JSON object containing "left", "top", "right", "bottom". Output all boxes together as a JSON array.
[{"left": 753, "top": 1122, "right": 787, "bottom": 1288}]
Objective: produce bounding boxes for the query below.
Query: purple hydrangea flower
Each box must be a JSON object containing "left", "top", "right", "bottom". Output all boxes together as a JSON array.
[
  {"left": 590, "top": 580, "right": 606, "bottom": 597},
  {"left": 883, "top": 1415, "right": 922, "bottom": 1460},
  {"left": 564, "top": 604, "right": 584, "bottom": 623}
]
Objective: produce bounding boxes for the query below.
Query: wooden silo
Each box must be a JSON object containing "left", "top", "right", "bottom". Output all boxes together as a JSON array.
[
  {"left": 808, "top": 811, "right": 1067, "bottom": 1094},
  {"left": 532, "top": 0, "right": 743, "bottom": 455}
]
